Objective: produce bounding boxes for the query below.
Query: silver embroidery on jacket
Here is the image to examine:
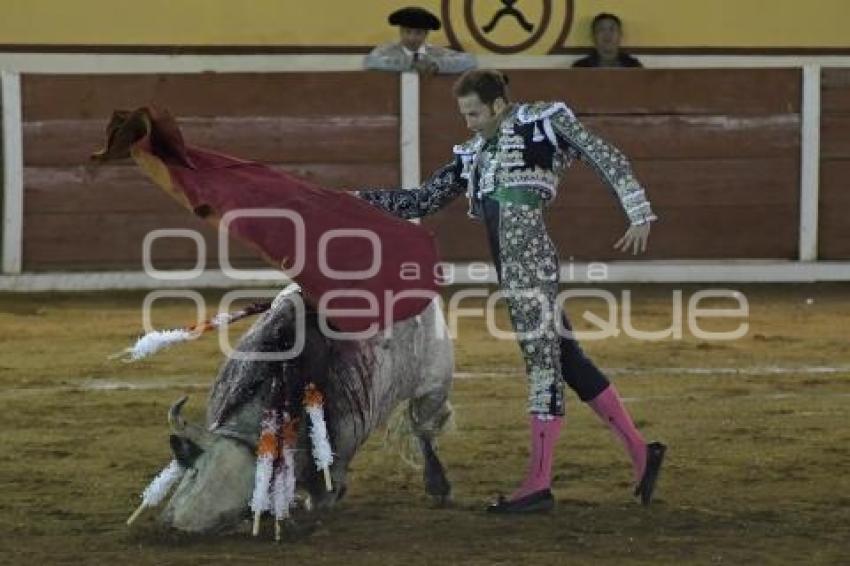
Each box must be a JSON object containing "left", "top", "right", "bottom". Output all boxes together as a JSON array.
[{"left": 548, "top": 106, "right": 657, "bottom": 225}]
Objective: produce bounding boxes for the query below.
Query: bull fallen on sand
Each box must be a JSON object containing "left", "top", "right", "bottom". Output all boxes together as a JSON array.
[{"left": 127, "top": 285, "right": 454, "bottom": 535}]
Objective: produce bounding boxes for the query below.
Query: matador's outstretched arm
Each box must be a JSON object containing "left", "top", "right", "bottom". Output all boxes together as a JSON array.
[{"left": 354, "top": 162, "right": 466, "bottom": 220}]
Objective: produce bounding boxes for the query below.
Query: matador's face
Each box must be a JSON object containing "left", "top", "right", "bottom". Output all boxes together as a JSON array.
[{"left": 457, "top": 94, "right": 507, "bottom": 138}]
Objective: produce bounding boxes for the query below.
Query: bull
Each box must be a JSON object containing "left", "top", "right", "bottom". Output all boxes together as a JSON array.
[{"left": 151, "top": 287, "right": 453, "bottom": 534}]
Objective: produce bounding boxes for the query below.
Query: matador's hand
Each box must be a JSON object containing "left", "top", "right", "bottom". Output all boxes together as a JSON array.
[{"left": 614, "top": 223, "right": 651, "bottom": 255}]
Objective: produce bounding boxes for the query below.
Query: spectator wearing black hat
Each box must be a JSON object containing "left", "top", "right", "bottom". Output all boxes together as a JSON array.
[
  {"left": 365, "top": 6, "right": 477, "bottom": 75},
  {"left": 572, "top": 13, "right": 642, "bottom": 68}
]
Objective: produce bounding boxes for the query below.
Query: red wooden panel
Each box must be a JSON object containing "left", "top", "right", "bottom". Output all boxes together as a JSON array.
[
  {"left": 822, "top": 69, "right": 850, "bottom": 115},
  {"left": 552, "top": 158, "right": 799, "bottom": 208},
  {"left": 24, "top": 165, "right": 385, "bottom": 214},
  {"left": 423, "top": 158, "right": 799, "bottom": 261},
  {"left": 22, "top": 162, "right": 378, "bottom": 271},
  {"left": 552, "top": 203, "right": 798, "bottom": 260},
  {"left": 423, "top": 200, "right": 797, "bottom": 261},
  {"left": 822, "top": 68, "right": 850, "bottom": 89},
  {"left": 24, "top": 116, "right": 399, "bottom": 167},
  {"left": 22, "top": 73, "right": 400, "bottom": 120},
  {"left": 420, "top": 69, "right": 801, "bottom": 116},
  {"left": 18, "top": 69, "right": 807, "bottom": 269},
  {"left": 421, "top": 114, "right": 800, "bottom": 167},
  {"left": 819, "top": 159, "right": 850, "bottom": 260},
  {"left": 821, "top": 114, "right": 850, "bottom": 159},
  {"left": 25, "top": 165, "right": 189, "bottom": 214},
  {"left": 816, "top": 69, "right": 849, "bottom": 258},
  {"left": 23, "top": 210, "right": 266, "bottom": 271},
  {"left": 419, "top": 69, "right": 802, "bottom": 262},
  {"left": 20, "top": 72, "right": 402, "bottom": 271}
]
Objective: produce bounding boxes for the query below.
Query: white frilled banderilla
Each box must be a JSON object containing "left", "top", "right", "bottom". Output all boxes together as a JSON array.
[
  {"left": 304, "top": 384, "right": 334, "bottom": 492},
  {"left": 126, "top": 459, "right": 186, "bottom": 526},
  {"left": 112, "top": 301, "right": 272, "bottom": 362},
  {"left": 125, "top": 395, "right": 201, "bottom": 525},
  {"left": 251, "top": 409, "right": 298, "bottom": 540},
  {"left": 250, "top": 376, "right": 333, "bottom": 541}
]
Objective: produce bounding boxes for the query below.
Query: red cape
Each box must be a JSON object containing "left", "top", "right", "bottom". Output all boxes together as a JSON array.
[{"left": 93, "top": 107, "right": 441, "bottom": 332}]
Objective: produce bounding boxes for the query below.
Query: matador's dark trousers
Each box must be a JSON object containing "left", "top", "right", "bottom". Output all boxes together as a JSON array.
[{"left": 480, "top": 195, "right": 610, "bottom": 416}]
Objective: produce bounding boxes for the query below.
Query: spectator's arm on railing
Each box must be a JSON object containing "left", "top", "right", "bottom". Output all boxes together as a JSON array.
[{"left": 364, "top": 44, "right": 409, "bottom": 72}]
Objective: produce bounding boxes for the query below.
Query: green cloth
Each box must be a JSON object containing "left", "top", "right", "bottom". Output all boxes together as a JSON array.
[{"left": 489, "top": 187, "right": 543, "bottom": 207}]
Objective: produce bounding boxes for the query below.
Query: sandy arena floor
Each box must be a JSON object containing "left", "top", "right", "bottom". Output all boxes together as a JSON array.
[{"left": 1, "top": 284, "right": 848, "bottom": 564}]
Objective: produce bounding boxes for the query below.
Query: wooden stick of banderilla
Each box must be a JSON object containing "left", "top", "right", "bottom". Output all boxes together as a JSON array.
[{"left": 126, "top": 504, "right": 146, "bottom": 526}]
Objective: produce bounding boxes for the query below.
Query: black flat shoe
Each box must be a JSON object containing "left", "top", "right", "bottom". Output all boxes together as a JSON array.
[
  {"left": 486, "top": 489, "right": 555, "bottom": 514},
  {"left": 634, "top": 441, "right": 667, "bottom": 506}
]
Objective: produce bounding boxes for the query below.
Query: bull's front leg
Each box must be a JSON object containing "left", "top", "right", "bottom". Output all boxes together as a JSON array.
[
  {"left": 303, "top": 450, "right": 350, "bottom": 511},
  {"left": 418, "top": 436, "right": 451, "bottom": 505},
  {"left": 409, "top": 393, "right": 453, "bottom": 505}
]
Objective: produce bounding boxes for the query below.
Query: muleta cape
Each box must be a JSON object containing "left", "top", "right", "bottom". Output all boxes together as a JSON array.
[{"left": 92, "top": 107, "right": 441, "bottom": 333}]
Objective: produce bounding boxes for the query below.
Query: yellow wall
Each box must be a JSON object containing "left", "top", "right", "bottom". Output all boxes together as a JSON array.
[
  {"left": 0, "top": 0, "right": 847, "bottom": 51},
  {"left": 571, "top": 0, "right": 850, "bottom": 48}
]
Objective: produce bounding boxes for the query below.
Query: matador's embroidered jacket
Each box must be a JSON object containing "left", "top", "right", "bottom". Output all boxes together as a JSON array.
[
  {"left": 356, "top": 101, "right": 657, "bottom": 226},
  {"left": 357, "top": 102, "right": 653, "bottom": 415}
]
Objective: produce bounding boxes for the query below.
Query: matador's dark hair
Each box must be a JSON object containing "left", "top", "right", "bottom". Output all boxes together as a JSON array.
[{"left": 452, "top": 69, "right": 510, "bottom": 105}]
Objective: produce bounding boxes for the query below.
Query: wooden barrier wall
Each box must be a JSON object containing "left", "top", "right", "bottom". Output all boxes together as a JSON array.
[
  {"left": 820, "top": 69, "right": 850, "bottom": 260},
  {"left": 21, "top": 73, "right": 399, "bottom": 271},
  {"left": 421, "top": 69, "right": 802, "bottom": 261},
  {"left": 19, "top": 69, "right": 808, "bottom": 270}
]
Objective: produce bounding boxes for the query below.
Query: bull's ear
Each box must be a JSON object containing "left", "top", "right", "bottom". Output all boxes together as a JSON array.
[{"left": 170, "top": 434, "right": 204, "bottom": 467}]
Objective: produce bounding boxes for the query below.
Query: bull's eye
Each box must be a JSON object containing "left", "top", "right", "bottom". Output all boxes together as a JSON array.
[{"left": 169, "top": 434, "right": 204, "bottom": 467}]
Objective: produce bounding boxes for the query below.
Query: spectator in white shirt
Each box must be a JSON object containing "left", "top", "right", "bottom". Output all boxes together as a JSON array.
[{"left": 365, "top": 7, "right": 477, "bottom": 75}]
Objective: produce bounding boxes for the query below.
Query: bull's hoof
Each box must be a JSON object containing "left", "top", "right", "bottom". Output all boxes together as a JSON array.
[
  {"left": 279, "top": 518, "right": 323, "bottom": 540},
  {"left": 430, "top": 493, "right": 453, "bottom": 508},
  {"left": 423, "top": 468, "right": 451, "bottom": 499}
]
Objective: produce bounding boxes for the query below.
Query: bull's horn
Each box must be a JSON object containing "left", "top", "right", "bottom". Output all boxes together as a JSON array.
[
  {"left": 168, "top": 396, "right": 190, "bottom": 429},
  {"left": 168, "top": 395, "right": 215, "bottom": 449}
]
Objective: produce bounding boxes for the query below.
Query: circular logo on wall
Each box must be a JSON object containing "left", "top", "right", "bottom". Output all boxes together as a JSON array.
[{"left": 442, "top": 0, "right": 574, "bottom": 55}]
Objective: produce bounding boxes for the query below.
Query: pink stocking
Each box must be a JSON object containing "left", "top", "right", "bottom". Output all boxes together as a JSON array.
[
  {"left": 510, "top": 415, "right": 563, "bottom": 500},
  {"left": 588, "top": 384, "right": 647, "bottom": 481}
]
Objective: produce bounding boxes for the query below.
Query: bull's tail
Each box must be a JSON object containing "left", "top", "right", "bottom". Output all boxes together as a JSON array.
[{"left": 383, "top": 399, "right": 455, "bottom": 469}]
